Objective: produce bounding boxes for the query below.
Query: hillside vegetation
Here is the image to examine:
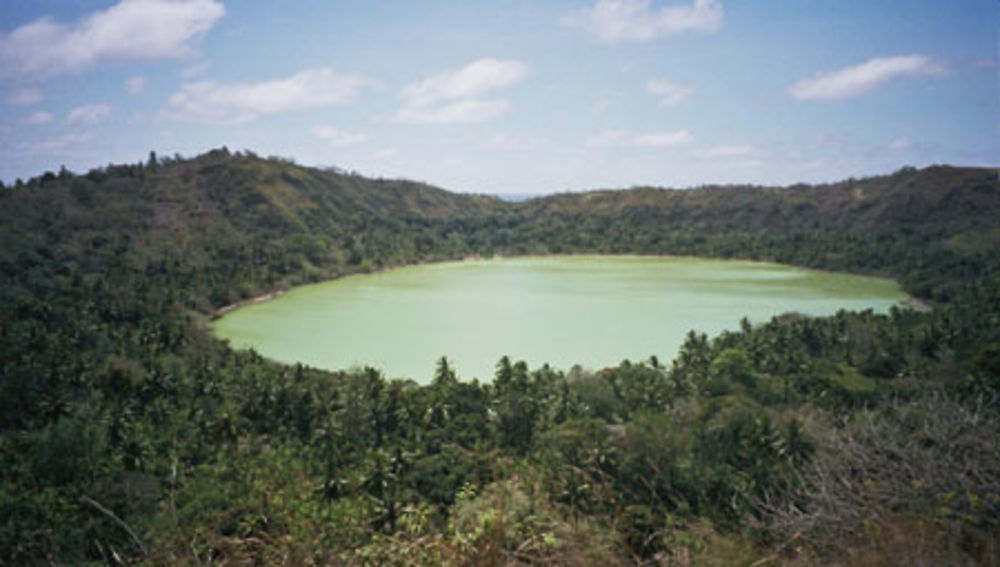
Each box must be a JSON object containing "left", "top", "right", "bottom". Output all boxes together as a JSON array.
[{"left": 1, "top": 149, "right": 997, "bottom": 565}]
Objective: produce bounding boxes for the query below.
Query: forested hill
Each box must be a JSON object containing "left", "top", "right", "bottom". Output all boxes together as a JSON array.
[
  {"left": 1, "top": 149, "right": 998, "bottom": 565},
  {"left": 524, "top": 165, "right": 998, "bottom": 234},
  {"left": 0, "top": 148, "right": 505, "bottom": 309}
]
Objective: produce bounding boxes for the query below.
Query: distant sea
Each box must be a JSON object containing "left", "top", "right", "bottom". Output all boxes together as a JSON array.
[{"left": 493, "top": 193, "right": 539, "bottom": 202}]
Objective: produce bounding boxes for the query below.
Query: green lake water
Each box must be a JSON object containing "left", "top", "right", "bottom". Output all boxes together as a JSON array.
[{"left": 210, "top": 256, "right": 907, "bottom": 383}]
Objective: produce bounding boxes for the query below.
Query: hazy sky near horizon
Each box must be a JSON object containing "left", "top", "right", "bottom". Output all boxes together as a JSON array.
[{"left": 0, "top": 0, "right": 995, "bottom": 194}]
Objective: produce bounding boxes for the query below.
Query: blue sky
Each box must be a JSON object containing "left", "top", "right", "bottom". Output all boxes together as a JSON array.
[{"left": 0, "top": 0, "right": 995, "bottom": 194}]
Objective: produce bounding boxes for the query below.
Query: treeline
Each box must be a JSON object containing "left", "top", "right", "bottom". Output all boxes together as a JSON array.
[{"left": 0, "top": 150, "right": 997, "bottom": 564}]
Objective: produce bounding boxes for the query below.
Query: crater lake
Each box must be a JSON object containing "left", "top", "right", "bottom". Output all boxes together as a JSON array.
[{"left": 210, "top": 256, "right": 908, "bottom": 382}]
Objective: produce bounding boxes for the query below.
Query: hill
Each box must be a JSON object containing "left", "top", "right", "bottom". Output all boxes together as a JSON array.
[
  {"left": 0, "top": 150, "right": 997, "bottom": 565},
  {"left": 0, "top": 149, "right": 505, "bottom": 308},
  {"left": 522, "top": 165, "right": 999, "bottom": 233}
]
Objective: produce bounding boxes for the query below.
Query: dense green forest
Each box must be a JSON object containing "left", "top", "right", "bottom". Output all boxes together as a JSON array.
[{"left": 1, "top": 149, "right": 997, "bottom": 565}]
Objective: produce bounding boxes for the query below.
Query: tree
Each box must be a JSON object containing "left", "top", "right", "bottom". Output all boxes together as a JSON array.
[
  {"left": 493, "top": 358, "right": 537, "bottom": 454},
  {"left": 494, "top": 355, "right": 513, "bottom": 395},
  {"left": 433, "top": 356, "right": 457, "bottom": 387},
  {"left": 707, "top": 347, "right": 755, "bottom": 395}
]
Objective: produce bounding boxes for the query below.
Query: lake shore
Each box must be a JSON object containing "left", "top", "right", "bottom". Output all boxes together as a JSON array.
[
  {"left": 213, "top": 289, "right": 287, "bottom": 319},
  {"left": 906, "top": 296, "right": 933, "bottom": 312}
]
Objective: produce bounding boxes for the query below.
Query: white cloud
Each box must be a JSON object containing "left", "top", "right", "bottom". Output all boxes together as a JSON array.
[
  {"left": 587, "top": 128, "right": 692, "bottom": 147},
  {"left": 586, "top": 129, "right": 628, "bottom": 147},
  {"left": 25, "top": 131, "right": 93, "bottom": 152},
  {"left": 181, "top": 60, "right": 211, "bottom": 78},
  {"left": 6, "top": 88, "right": 42, "bottom": 105},
  {"left": 396, "top": 58, "right": 528, "bottom": 125},
  {"left": 488, "top": 133, "right": 545, "bottom": 152},
  {"left": 126, "top": 75, "right": 146, "bottom": 95},
  {"left": 23, "top": 111, "right": 55, "bottom": 125},
  {"left": 969, "top": 58, "right": 996, "bottom": 70},
  {"left": 696, "top": 144, "right": 752, "bottom": 158},
  {"left": 888, "top": 137, "right": 912, "bottom": 151},
  {"left": 568, "top": 0, "right": 723, "bottom": 43},
  {"left": 0, "top": 0, "right": 224, "bottom": 80},
  {"left": 647, "top": 79, "right": 693, "bottom": 106},
  {"left": 396, "top": 99, "right": 510, "bottom": 125},
  {"left": 401, "top": 59, "right": 527, "bottom": 107},
  {"left": 790, "top": 55, "right": 947, "bottom": 101},
  {"left": 590, "top": 98, "right": 613, "bottom": 114},
  {"left": 166, "top": 67, "right": 373, "bottom": 124},
  {"left": 633, "top": 130, "right": 693, "bottom": 147},
  {"left": 67, "top": 103, "right": 112, "bottom": 125},
  {"left": 313, "top": 125, "right": 368, "bottom": 146}
]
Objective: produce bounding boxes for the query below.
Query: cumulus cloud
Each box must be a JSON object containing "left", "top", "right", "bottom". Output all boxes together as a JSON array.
[
  {"left": 488, "top": 133, "right": 545, "bottom": 152},
  {"left": 586, "top": 129, "right": 629, "bottom": 147},
  {"left": 968, "top": 57, "right": 996, "bottom": 70},
  {"left": 23, "top": 111, "right": 55, "bottom": 125},
  {"left": 695, "top": 144, "right": 752, "bottom": 158},
  {"left": 0, "top": 0, "right": 224, "bottom": 80},
  {"left": 67, "top": 103, "right": 112, "bottom": 125},
  {"left": 790, "top": 55, "right": 947, "bottom": 101},
  {"left": 25, "top": 131, "right": 93, "bottom": 152},
  {"left": 647, "top": 79, "right": 693, "bottom": 106},
  {"left": 166, "top": 67, "right": 372, "bottom": 124},
  {"left": 126, "top": 75, "right": 146, "bottom": 95},
  {"left": 888, "top": 137, "right": 912, "bottom": 151},
  {"left": 181, "top": 60, "right": 211, "bottom": 78},
  {"left": 633, "top": 130, "right": 693, "bottom": 146},
  {"left": 401, "top": 59, "right": 527, "bottom": 107},
  {"left": 589, "top": 98, "right": 613, "bottom": 115},
  {"left": 395, "top": 58, "right": 528, "bottom": 125},
  {"left": 567, "top": 0, "right": 723, "bottom": 43},
  {"left": 313, "top": 125, "right": 368, "bottom": 146},
  {"left": 6, "top": 88, "right": 42, "bottom": 105},
  {"left": 587, "top": 128, "right": 692, "bottom": 147},
  {"left": 396, "top": 99, "right": 511, "bottom": 125}
]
